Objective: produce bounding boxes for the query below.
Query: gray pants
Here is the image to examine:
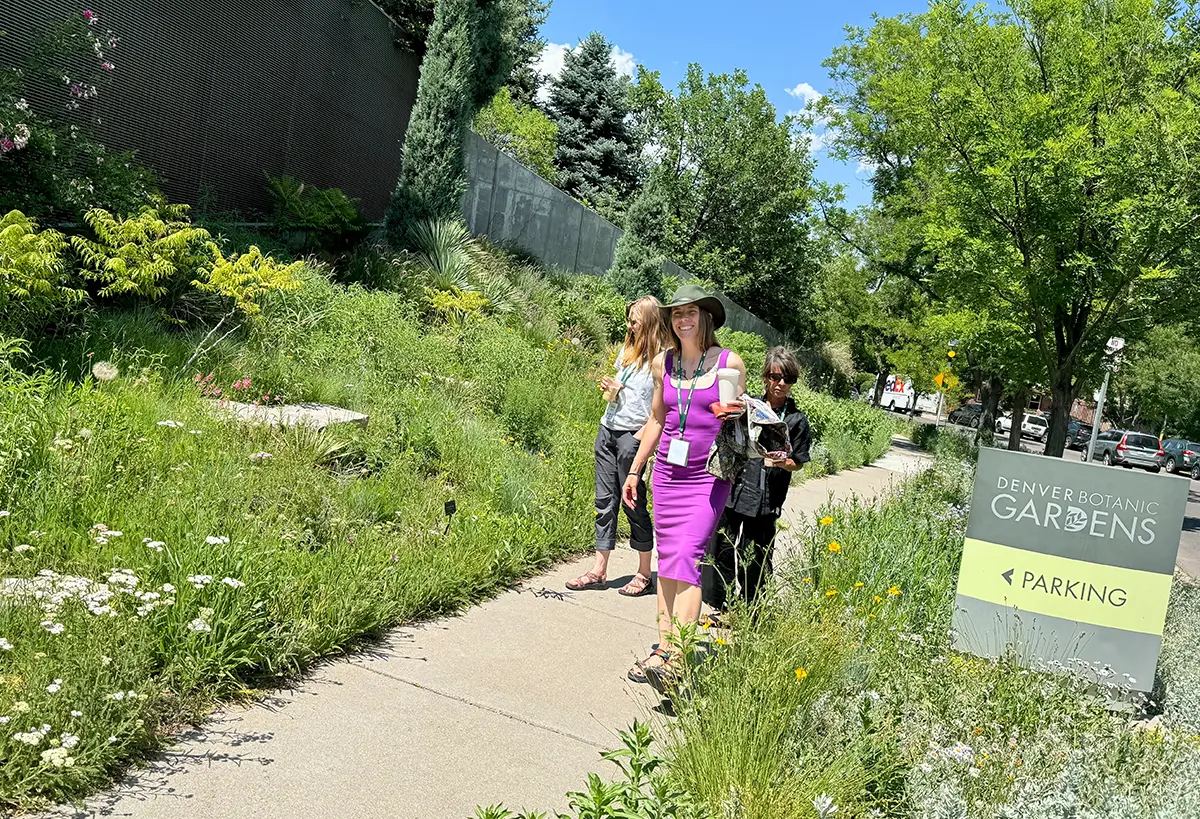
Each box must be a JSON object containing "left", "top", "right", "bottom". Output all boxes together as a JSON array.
[{"left": 594, "top": 425, "right": 653, "bottom": 552}]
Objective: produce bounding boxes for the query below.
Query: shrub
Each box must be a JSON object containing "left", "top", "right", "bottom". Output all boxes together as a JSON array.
[
  {"left": 71, "top": 206, "right": 212, "bottom": 300},
  {"left": 265, "top": 175, "right": 366, "bottom": 255},
  {"left": 0, "top": 12, "right": 159, "bottom": 221},
  {"left": 0, "top": 210, "right": 83, "bottom": 331}
]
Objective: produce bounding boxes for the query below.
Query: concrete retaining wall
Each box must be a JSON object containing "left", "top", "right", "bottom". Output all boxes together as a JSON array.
[{"left": 462, "top": 132, "right": 787, "bottom": 345}]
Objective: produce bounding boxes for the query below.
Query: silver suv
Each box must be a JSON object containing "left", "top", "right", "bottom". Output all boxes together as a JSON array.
[{"left": 1086, "top": 430, "right": 1164, "bottom": 473}]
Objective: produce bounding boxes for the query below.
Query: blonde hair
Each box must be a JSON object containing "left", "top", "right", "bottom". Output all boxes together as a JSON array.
[
  {"left": 620, "top": 297, "right": 668, "bottom": 368},
  {"left": 667, "top": 305, "right": 719, "bottom": 354}
]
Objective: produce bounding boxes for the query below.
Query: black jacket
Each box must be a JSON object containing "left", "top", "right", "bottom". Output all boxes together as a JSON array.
[{"left": 726, "top": 395, "right": 812, "bottom": 519}]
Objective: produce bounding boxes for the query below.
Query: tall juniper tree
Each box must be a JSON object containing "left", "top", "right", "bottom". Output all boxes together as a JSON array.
[
  {"left": 384, "top": 0, "right": 522, "bottom": 246},
  {"left": 547, "top": 32, "right": 639, "bottom": 207}
]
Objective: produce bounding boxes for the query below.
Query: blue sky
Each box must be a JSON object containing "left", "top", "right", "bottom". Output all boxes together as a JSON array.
[{"left": 538, "top": 0, "right": 928, "bottom": 209}]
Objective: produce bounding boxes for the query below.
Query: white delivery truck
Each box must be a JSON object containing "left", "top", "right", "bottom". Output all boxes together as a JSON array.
[{"left": 879, "top": 374, "right": 941, "bottom": 415}]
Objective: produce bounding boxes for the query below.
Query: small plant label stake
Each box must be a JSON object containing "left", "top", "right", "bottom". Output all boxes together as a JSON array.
[
  {"left": 443, "top": 499, "right": 457, "bottom": 535},
  {"left": 951, "top": 449, "right": 1189, "bottom": 692}
]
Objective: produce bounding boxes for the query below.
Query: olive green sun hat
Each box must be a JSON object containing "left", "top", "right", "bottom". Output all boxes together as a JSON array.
[{"left": 660, "top": 284, "right": 726, "bottom": 330}]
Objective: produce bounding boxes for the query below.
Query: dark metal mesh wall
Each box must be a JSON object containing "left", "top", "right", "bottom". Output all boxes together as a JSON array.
[{"left": 2, "top": 0, "right": 420, "bottom": 219}]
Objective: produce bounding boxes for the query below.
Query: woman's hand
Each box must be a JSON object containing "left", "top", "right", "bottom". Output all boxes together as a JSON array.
[
  {"left": 598, "top": 375, "right": 619, "bottom": 391},
  {"left": 622, "top": 473, "right": 640, "bottom": 508}
]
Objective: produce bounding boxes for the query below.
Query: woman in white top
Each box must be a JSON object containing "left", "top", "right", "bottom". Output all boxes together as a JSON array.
[{"left": 567, "top": 296, "right": 668, "bottom": 596}]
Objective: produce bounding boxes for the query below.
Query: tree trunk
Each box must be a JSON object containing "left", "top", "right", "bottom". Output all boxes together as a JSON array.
[
  {"left": 872, "top": 370, "right": 888, "bottom": 407},
  {"left": 977, "top": 374, "right": 1002, "bottom": 446},
  {"left": 1044, "top": 363, "right": 1075, "bottom": 458},
  {"left": 1008, "top": 384, "right": 1028, "bottom": 451}
]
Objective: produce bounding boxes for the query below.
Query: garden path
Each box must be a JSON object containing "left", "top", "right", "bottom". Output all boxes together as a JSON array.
[{"left": 44, "top": 439, "right": 932, "bottom": 819}]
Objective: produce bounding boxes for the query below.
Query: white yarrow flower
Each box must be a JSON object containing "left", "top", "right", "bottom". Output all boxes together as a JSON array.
[
  {"left": 46, "top": 678, "right": 63, "bottom": 694},
  {"left": 156, "top": 419, "right": 184, "bottom": 428},
  {"left": 187, "top": 617, "right": 212, "bottom": 633},
  {"left": 0, "top": 637, "right": 13, "bottom": 651},
  {"left": 204, "top": 535, "right": 230, "bottom": 545},
  {"left": 70, "top": 710, "right": 82, "bottom": 718},
  {"left": 14, "top": 544, "right": 33, "bottom": 552},
  {"left": 60, "top": 732, "right": 80, "bottom": 749},
  {"left": 813, "top": 794, "right": 838, "bottom": 818},
  {"left": 0, "top": 510, "right": 9, "bottom": 517},
  {"left": 221, "top": 577, "right": 245, "bottom": 589},
  {"left": 249, "top": 451, "right": 273, "bottom": 462},
  {"left": 41, "top": 621, "right": 65, "bottom": 635},
  {"left": 146, "top": 540, "right": 166, "bottom": 552}
]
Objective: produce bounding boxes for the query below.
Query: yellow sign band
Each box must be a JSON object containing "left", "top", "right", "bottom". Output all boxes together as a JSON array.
[{"left": 957, "top": 538, "right": 1173, "bottom": 636}]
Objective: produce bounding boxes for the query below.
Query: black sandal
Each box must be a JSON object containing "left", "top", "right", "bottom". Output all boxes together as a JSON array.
[{"left": 627, "top": 647, "right": 670, "bottom": 684}]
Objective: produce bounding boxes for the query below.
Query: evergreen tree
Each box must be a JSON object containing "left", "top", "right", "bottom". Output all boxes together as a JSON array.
[
  {"left": 385, "top": 0, "right": 522, "bottom": 246},
  {"left": 608, "top": 184, "right": 667, "bottom": 301},
  {"left": 547, "top": 32, "right": 639, "bottom": 206},
  {"left": 506, "top": 0, "right": 552, "bottom": 107}
]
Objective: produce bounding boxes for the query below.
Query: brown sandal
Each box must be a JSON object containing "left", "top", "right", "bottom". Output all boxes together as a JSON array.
[
  {"left": 627, "top": 647, "right": 670, "bottom": 684},
  {"left": 618, "top": 573, "right": 654, "bottom": 597},
  {"left": 566, "top": 571, "right": 606, "bottom": 591}
]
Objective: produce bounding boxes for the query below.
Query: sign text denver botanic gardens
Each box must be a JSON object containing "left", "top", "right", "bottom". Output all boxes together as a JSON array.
[{"left": 953, "top": 449, "right": 1189, "bottom": 691}]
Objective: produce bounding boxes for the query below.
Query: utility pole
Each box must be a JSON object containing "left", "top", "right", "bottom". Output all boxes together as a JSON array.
[{"left": 1085, "top": 337, "right": 1124, "bottom": 462}]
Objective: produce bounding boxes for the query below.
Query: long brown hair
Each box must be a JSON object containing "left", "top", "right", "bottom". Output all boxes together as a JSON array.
[
  {"left": 667, "top": 305, "right": 719, "bottom": 355},
  {"left": 619, "top": 297, "right": 668, "bottom": 368}
]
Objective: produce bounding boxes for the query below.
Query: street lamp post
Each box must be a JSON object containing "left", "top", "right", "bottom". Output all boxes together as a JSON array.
[{"left": 1085, "top": 337, "right": 1124, "bottom": 462}]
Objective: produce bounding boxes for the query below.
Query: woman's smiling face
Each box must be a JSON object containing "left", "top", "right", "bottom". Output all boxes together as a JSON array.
[{"left": 671, "top": 304, "right": 701, "bottom": 340}]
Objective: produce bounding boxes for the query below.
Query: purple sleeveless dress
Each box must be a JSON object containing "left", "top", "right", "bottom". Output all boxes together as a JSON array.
[{"left": 652, "top": 349, "right": 733, "bottom": 586}]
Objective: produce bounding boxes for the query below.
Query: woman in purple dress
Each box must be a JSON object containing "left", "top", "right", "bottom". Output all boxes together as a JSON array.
[{"left": 621, "top": 285, "right": 746, "bottom": 686}]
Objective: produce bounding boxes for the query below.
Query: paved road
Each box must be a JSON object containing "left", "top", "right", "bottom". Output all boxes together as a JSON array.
[{"left": 933, "top": 417, "right": 1200, "bottom": 581}]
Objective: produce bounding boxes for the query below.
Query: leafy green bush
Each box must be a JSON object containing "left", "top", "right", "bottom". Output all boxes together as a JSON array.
[
  {"left": 71, "top": 207, "right": 213, "bottom": 299},
  {"left": 265, "top": 175, "right": 366, "bottom": 255},
  {"left": 0, "top": 12, "right": 159, "bottom": 221},
  {"left": 0, "top": 211, "right": 83, "bottom": 331}
]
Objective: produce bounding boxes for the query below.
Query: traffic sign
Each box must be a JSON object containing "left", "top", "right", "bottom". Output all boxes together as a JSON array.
[{"left": 951, "top": 448, "right": 1189, "bottom": 691}]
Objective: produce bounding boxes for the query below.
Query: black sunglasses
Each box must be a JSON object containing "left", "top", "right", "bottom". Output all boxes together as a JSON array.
[{"left": 765, "top": 372, "right": 796, "bottom": 385}]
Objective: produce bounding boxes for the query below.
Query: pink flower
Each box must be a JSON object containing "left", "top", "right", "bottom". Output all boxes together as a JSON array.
[
  {"left": 100, "top": 61, "right": 114, "bottom": 71},
  {"left": 0, "top": 138, "right": 13, "bottom": 153},
  {"left": 83, "top": 9, "right": 98, "bottom": 24}
]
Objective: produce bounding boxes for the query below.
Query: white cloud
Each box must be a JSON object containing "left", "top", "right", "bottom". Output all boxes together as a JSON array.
[
  {"left": 856, "top": 158, "right": 878, "bottom": 176},
  {"left": 609, "top": 45, "right": 636, "bottom": 78},
  {"left": 535, "top": 42, "right": 572, "bottom": 85},
  {"left": 534, "top": 40, "right": 638, "bottom": 98},
  {"left": 785, "top": 82, "right": 824, "bottom": 105}
]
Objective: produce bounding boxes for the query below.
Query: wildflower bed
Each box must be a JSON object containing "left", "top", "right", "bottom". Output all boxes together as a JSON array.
[
  {"left": 0, "top": 258, "right": 907, "bottom": 811},
  {"left": 497, "top": 438, "right": 1200, "bottom": 818},
  {"left": 0, "top": 267, "right": 612, "bottom": 809}
]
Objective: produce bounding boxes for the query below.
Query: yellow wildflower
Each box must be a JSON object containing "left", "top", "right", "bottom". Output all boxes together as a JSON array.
[
  {"left": 873, "top": 595, "right": 883, "bottom": 603},
  {"left": 802, "top": 577, "right": 812, "bottom": 584},
  {"left": 795, "top": 667, "right": 809, "bottom": 681},
  {"left": 888, "top": 586, "right": 902, "bottom": 596},
  {"left": 715, "top": 636, "right": 727, "bottom": 646},
  {"left": 825, "top": 589, "right": 838, "bottom": 597},
  {"left": 827, "top": 541, "right": 841, "bottom": 553},
  {"left": 819, "top": 516, "right": 833, "bottom": 525},
  {"left": 854, "top": 581, "right": 864, "bottom": 588}
]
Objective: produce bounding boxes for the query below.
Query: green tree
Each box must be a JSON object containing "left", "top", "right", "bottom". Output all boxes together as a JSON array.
[
  {"left": 630, "top": 65, "right": 816, "bottom": 337},
  {"left": 506, "top": 0, "right": 552, "bottom": 106},
  {"left": 473, "top": 87, "right": 559, "bottom": 181},
  {"left": 1110, "top": 325, "right": 1200, "bottom": 437},
  {"left": 822, "top": 0, "right": 1200, "bottom": 457},
  {"left": 608, "top": 183, "right": 668, "bottom": 301},
  {"left": 547, "top": 32, "right": 639, "bottom": 208},
  {"left": 384, "top": 0, "right": 523, "bottom": 245}
]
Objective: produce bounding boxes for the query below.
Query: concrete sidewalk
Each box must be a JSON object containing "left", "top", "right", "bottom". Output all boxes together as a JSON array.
[{"left": 45, "top": 439, "right": 932, "bottom": 819}]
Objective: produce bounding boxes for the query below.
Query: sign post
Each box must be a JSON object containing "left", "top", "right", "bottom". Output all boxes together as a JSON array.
[{"left": 952, "top": 448, "right": 1188, "bottom": 691}]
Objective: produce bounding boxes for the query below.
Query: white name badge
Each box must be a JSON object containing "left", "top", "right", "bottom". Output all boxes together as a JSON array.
[{"left": 666, "top": 437, "right": 691, "bottom": 466}]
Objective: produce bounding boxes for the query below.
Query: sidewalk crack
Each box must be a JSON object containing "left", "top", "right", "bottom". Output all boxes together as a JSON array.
[{"left": 348, "top": 663, "right": 608, "bottom": 750}]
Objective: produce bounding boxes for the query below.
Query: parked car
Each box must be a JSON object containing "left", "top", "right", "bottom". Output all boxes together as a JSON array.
[
  {"left": 1086, "top": 429, "right": 1164, "bottom": 472},
  {"left": 996, "top": 413, "right": 1049, "bottom": 442},
  {"left": 948, "top": 403, "right": 983, "bottom": 428},
  {"left": 1161, "top": 438, "right": 1200, "bottom": 475},
  {"left": 1065, "top": 420, "right": 1092, "bottom": 451}
]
